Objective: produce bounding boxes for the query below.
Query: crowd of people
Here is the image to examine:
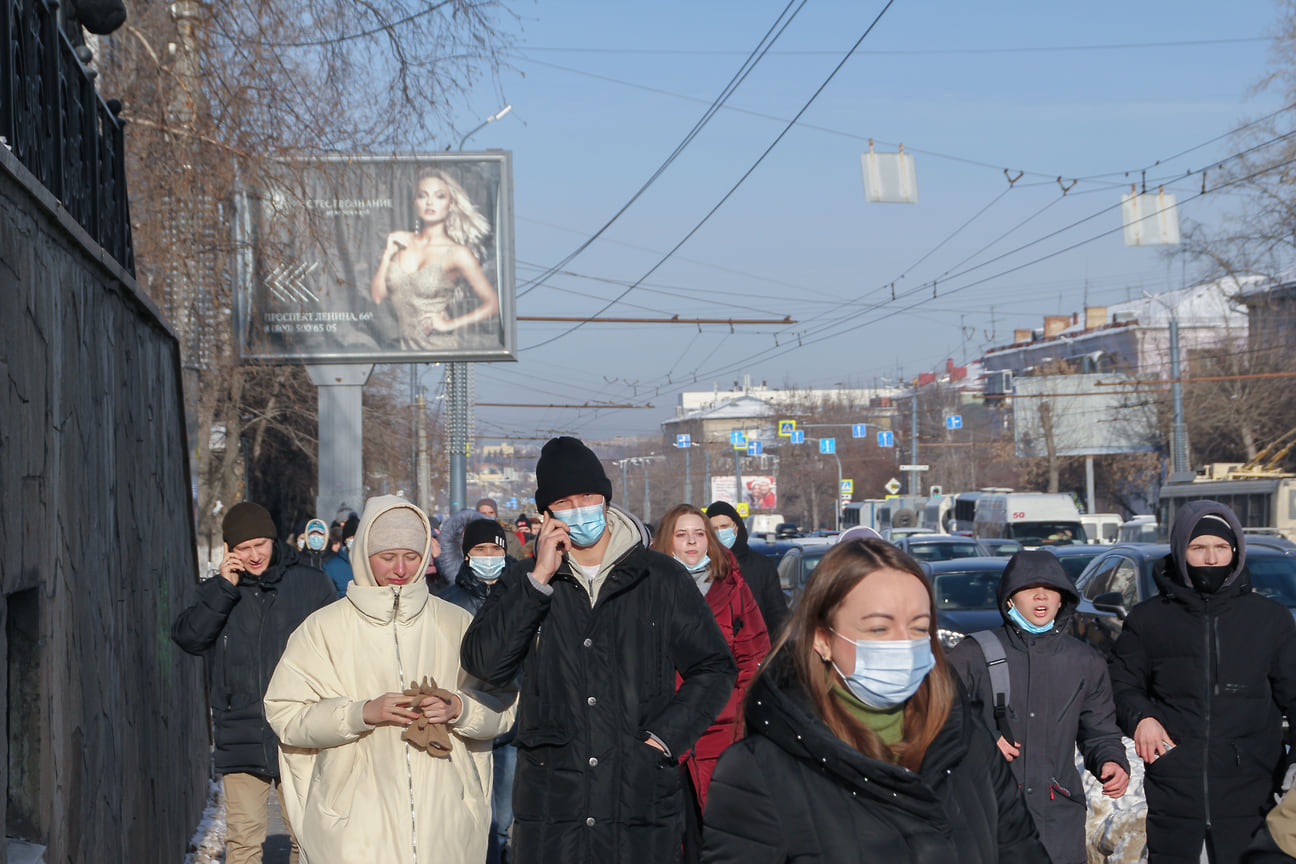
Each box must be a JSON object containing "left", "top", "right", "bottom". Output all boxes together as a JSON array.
[{"left": 171, "top": 437, "right": 1296, "bottom": 864}]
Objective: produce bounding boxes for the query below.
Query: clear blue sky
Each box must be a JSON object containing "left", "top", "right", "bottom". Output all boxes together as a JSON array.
[{"left": 424, "top": 0, "right": 1287, "bottom": 444}]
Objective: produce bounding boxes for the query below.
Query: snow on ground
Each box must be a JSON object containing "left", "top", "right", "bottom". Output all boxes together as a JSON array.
[{"left": 183, "top": 779, "right": 226, "bottom": 864}]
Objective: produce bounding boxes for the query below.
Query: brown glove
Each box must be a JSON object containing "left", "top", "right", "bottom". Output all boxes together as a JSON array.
[{"left": 401, "top": 675, "right": 455, "bottom": 757}]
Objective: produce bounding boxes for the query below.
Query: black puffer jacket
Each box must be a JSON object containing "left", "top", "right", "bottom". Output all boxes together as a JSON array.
[
  {"left": 701, "top": 649, "right": 1049, "bottom": 863},
  {"left": 171, "top": 542, "right": 338, "bottom": 777},
  {"left": 1109, "top": 500, "right": 1296, "bottom": 863},
  {"left": 704, "top": 500, "right": 788, "bottom": 638},
  {"left": 461, "top": 505, "right": 737, "bottom": 864},
  {"left": 948, "top": 550, "right": 1127, "bottom": 864},
  {"left": 442, "top": 556, "right": 514, "bottom": 616}
]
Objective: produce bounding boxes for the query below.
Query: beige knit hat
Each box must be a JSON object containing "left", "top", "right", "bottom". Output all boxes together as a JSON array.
[{"left": 367, "top": 507, "right": 427, "bottom": 554}]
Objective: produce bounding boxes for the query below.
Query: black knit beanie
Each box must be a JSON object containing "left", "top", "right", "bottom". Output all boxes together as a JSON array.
[
  {"left": 535, "top": 436, "right": 613, "bottom": 514},
  {"left": 1190, "top": 514, "right": 1237, "bottom": 547},
  {"left": 223, "top": 502, "right": 277, "bottom": 548},
  {"left": 463, "top": 519, "right": 509, "bottom": 557}
]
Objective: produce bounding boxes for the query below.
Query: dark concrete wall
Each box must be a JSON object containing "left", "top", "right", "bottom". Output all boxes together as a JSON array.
[{"left": 0, "top": 148, "right": 208, "bottom": 861}]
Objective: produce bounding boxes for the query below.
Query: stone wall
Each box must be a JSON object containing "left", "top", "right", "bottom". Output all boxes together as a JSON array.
[{"left": 0, "top": 148, "right": 209, "bottom": 861}]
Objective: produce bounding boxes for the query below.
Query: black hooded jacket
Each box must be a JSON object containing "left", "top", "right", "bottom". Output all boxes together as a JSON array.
[
  {"left": 1109, "top": 500, "right": 1296, "bottom": 863},
  {"left": 704, "top": 500, "right": 788, "bottom": 638},
  {"left": 701, "top": 649, "right": 1049, "bottom": 864},
  {"left": 171, "top": 541, "right": 338, "bottom": 777},
  {"left": 948, "top": 550, "right": 1128, "bottom": 864}
]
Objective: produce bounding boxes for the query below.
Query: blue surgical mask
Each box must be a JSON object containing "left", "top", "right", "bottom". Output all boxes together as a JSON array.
[
  {"left": 717, "top": 527, "right": 737, "bottom": 549},
  {"left": 551, "top": 504, "right": 606, "bottom": 547},
  {"left": 468, "top": 555, "right": 505, "bottom": 582},
  {"left": 829, "top": 630, "right": 935, "bottom": 710},
  {"left": 306, "top": 533, "right": 327, "bottom": 552},
  {"left": 674, "top": 553, "right": 711, "bottom": 575},
  {"left": 1007, "top": 604, "right": 1055, "bottom": 634}
]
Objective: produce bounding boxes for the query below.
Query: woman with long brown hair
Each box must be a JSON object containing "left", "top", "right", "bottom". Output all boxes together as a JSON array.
[
  {"left": 701, "top": 538, "right": 1046, "bottom": 863},
  {"left": 651, "top": 504, "right": 770, "bottom": 862}
]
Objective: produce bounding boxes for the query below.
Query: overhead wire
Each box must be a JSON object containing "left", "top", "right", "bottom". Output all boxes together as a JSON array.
[
  {"left": 515, "top": 0, "right": 810, "bottom": 300},
  {"left": 519, "top": 0, "right": 900, "bottom": 352}
]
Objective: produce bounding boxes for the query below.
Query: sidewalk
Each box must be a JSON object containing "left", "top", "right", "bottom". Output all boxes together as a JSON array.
[{"left": 185, "top": 779, "right": 294, "bottom": 864}]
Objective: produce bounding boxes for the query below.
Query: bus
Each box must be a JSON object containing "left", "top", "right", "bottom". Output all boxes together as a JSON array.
[{"left": 1155, "top": 463, "right": 1296, "bottom": 541}]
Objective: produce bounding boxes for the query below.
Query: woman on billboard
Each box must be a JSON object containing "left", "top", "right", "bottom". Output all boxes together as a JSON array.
[{"left": 370, "top": 170, "right": 500, "bottom": 350}]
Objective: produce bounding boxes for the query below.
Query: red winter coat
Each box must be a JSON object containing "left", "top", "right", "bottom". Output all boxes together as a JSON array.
[{"left": 677, "top": 556, "right": 771, "bottom": 809}]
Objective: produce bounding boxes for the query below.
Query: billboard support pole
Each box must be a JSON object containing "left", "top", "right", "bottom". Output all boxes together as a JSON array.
[
  {"left": 732, "top": 446, "right": 742, "bottom": 511},
  {"left": 684, "top": 446, "right": 691, "bottom": 506},
  {"left": 308, "top": 363, "right": 373, "bottom": 523},
  {"left": 1085, "top": 454, "right": 1096, "bottom": 516},
  {"left": 448, "top": 361, "right": 470, "bottom": 512}
]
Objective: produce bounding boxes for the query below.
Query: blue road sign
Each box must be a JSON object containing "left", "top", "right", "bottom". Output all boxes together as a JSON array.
[
  {"left": 747, "top": 440, "right": 763, "bottom": 456},
  {"left": 820, "top": 438, "right": 836, "bottom": 455},
  {"left": 852, "top": 423, "right": 868, "bottom": 438},
  {"left": 730, "top": 430, "right": 745, "bottom": 446},
  {"left": 791, "top": 429, "right": 805, "bottom": 444},
  {"left": 946, "top": 415, "right": 963, "bottom": 430},
  {"left": 675, "top": 433, "right": 691, "bottom": 448},
  {"left": 877, "top": 430, "right": 894, "bottom": 447}
]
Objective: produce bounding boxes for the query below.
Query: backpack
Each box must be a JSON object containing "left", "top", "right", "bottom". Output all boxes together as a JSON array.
[{"left": 968, "top": 630, "right": 1016, "bottom": 743}]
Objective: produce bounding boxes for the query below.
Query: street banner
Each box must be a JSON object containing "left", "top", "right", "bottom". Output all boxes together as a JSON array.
[
  {"left": 710, "top": 475, "right": 778, "bottom": 510},
  {"left": 237, "top": 153, "right": 516, "bottom": 363}
]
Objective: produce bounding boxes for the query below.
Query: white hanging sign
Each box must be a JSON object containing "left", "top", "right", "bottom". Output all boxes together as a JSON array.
[
  {"left": 861, "top": 141, "right": 918, "bottom": 204},
  {"left": 1121, "top": 186, "right": 1180, "bottom": 246}
]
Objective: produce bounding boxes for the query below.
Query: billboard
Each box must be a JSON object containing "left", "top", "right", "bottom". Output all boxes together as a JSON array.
[
  {"left": 236, "top": 153, "right": 516, "bottom": 363},
  {"left": 710, "top": 475, "right": 778, "bottom": 510},
  {"left": 1013, "top": 374, "right": 1159, "bottom": 458}
]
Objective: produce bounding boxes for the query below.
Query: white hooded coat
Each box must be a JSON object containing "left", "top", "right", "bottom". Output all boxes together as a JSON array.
[{"left": 265, "top": 495, "right": 517, "bottom": 864}]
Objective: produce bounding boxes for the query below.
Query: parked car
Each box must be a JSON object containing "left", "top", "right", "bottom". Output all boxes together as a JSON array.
[
  {"left": 882, "top": 526, "right": 941, "bottom": 543},
  {"left": 1040, "top": 543, "right": 1111, "bottom": 584},
  {"left": 776, "top": 537, "right": 837, "bottom": 608},
  {"left": 1068, "top": 544, "right": 1296, "bottom": 657},
  {"left": 921, "top": 557, "right": 1010, "bottom": 650},
  {"left": 978, "top": 538, "right": 1024, "bottom": 558},
  {"left": 1244, "top": 531, "right": 1296, "bottom": 552},
  {"left": 893, "top": 534, "right": 988, "bottom": 562}
]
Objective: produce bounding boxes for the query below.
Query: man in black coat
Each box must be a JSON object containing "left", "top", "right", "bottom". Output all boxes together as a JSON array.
[
  {"left": 1110, "top": 500, "right": 1296, "bottom": 864},
  {"left": 462, "top": 437, "right": 737, "bottom": 864},
  {"left": 172, "top": 502, "right": 338, "bottom": 864},
  {"left": 704, "top": 500, "right": 788, "bottom": 638}
]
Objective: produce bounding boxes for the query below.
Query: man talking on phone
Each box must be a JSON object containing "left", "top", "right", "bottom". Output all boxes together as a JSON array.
[
  {"left": 172, "top": 501, "right": 337, "bottom": 864},
  {"left": 462, "top": 436, "right": 736, "bottom": 864}
]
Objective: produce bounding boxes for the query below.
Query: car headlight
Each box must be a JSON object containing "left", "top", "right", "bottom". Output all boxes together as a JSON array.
[{"left": 938, "top": 628, "right": 966, "bottom": 650}]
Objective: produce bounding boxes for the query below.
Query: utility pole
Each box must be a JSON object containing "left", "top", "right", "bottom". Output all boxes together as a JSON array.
[
  {"left": 909, "top": 393, "right": 920, "bottom": 495},
  {"left": 416, "top": 392, "right": 430, "bottom": 514},
  {"left": 1169, "top": 316, "right": 1190, "bottom": 477}
]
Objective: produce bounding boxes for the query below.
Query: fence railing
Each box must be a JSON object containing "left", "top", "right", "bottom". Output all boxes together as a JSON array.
[{"left": 1, "top": 0, "right": 134, "bottom": 274}]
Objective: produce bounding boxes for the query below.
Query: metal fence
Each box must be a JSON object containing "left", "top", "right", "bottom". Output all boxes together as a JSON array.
[{"left": 1, "top": 0, "right": 134, "bottom": 274}]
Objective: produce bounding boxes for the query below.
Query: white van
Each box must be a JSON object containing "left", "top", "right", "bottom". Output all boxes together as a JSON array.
[
  {"left": 972, "top": 492, "right": 1086, "bottom": 547},
  {"left": 1118, "top": 515, "right": 1158, "bottom": 543},
  {"left": 1079, "top": 513, "right": 1123, "bottom": 545},
  {"left": 746, "top": 513, "right": 785, "bottom": 536}
]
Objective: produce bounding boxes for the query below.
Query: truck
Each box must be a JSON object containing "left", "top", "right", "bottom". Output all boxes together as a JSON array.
[{"left": 972, "top": 492, "right": 1086, "bottom": 547}]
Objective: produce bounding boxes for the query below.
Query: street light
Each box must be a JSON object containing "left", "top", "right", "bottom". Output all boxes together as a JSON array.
[{"left": 455, "top": 104, "right": 513, "bottom": 151}]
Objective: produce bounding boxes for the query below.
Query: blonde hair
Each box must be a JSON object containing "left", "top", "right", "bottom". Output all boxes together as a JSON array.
[{"left": 415, "top": 170, "right": 491, "bottom": 259}]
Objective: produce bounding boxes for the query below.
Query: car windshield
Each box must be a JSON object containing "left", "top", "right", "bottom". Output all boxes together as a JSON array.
[
  {"left": 908, "top": 541, "right": 984, "bottom": 561},
  {"left": 1055, "top": 554, "right": 1099, "bottom": 583},
  {"left": 1248, "top": 557, "right": 1296, "bottom": 607},
  {"left": 933, "top": 571, "right": 1002, "bottom": 610},
  {"left": 1009, "top": 522, "right": 1086, "bottom": 546},
  {"left": 981, "top": 541, "right": 1022, "bottom": 557}
]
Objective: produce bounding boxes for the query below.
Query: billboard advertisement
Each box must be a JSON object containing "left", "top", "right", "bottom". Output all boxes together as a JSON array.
[
  {"left": 1013, "top": 374, "right": 1159, "bottom": 458},
  {"left": 710, "top": 475, "right": 778, "bottom": 510},
  {"left": 236, "top": 153, "right": 516, "bottom": 363}
]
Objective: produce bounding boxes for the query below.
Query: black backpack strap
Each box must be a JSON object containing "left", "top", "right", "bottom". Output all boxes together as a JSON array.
[{"left": 968, "top": 630, "right": 1015, "bottom": 743}]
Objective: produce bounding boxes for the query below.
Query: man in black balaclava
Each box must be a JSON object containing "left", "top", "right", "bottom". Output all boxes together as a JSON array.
[{"left": 1109, "top": 500, "right": 1296, "bottom": 864}]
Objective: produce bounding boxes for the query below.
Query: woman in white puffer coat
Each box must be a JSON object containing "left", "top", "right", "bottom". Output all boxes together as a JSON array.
[{"left": 266, "top": 495, "right": 517, "bottom": 864}]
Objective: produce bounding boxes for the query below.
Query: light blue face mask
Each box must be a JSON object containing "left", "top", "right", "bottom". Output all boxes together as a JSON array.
[
  {"left": 551, "top": 503, "right": 606, "bottom": 547},
  {"left": 716, "top": 527, "right": 738, "bottom": 549},
  {"left": 674, "top": 553, "right": 711, "bottom": 575},
  {"left": 468, "top": 555, "right": 506, "bottom": 582},
  {"left": 829, "top": 630, "right": 935, "bottom": 710},
  {"left": 1007, "top": 604, "right": 1055, "bottom": 634}
]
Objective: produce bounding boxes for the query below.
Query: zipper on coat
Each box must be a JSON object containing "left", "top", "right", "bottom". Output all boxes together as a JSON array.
[
  {"left": 391, "top": 587, "right": 419, "bottom": 864},
  {"left": 1202, "top": 603, "right": 1213, "bottom": 832},
  {"left": 222, "top": 633, "right": 231, "bottom": 709},
  {"left": 1055, "top": 681, "right": 1083, "bottom": 723}
]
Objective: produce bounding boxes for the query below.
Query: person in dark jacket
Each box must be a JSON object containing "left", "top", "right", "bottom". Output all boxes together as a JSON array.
[
  {"left": 1110, "top": 500, "right": 1296, "bottom": 864},
  {"left": 949, "top": 549, "right": 1129, "bottom": 864},
  {"left": 462, "top": 436, "right": 738, "bottom": 864},
  {"left": 298, "top": 517, "right": 332, "bottom": 570},
  {"left": 172, "top": 501, "right": 338, "bottom": 864},
  {"left": 444, "top": 517, "right": 517, "bottom": 864},
  {"left": 322, "top": 513, "right": 359, "bottom": 596},
  {"left": 705, "top": 500, "right": 788, "bottom": 639},
  {"left": 702, "top": 537, "right": 1048, "bottom": 864}
]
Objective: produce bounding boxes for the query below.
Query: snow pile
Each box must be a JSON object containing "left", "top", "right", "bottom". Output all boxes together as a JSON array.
[
  {"left": 1082, "top": 738, "right": 1147, "bottom": 864},
  {"left": 183, "top": 780, "right": 226, "bottom": 864}
]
